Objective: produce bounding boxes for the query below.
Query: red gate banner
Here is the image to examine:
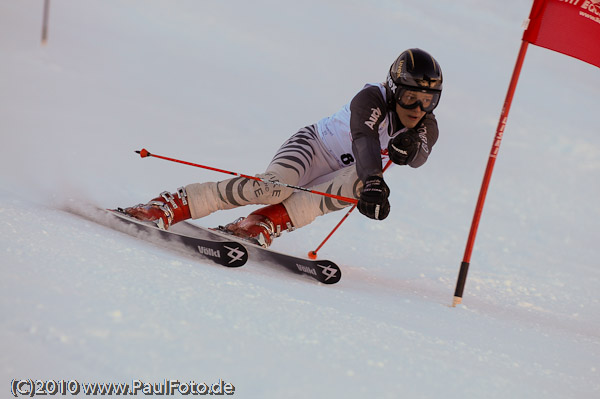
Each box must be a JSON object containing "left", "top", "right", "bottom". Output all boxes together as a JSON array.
[{"left": 523, "top": 0, "right": 600, "bottom": 68}]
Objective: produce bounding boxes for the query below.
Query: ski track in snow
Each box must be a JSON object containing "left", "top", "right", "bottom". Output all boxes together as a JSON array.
[{"left": 1, "top": 1, "right": 599, "bottom": 398}]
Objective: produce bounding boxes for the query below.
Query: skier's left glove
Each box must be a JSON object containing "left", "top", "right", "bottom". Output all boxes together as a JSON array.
[{"left": 357, "top": 176, "right": 390, "bottom": 220}]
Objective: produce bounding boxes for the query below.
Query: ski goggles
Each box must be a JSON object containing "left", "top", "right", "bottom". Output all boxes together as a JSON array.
[{"left": 396, "top": 87, "right": 441, "bottom": 112}]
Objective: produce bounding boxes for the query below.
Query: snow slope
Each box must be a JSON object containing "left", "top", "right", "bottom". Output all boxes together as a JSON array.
[{"left": 1, "top": 1, "right": 599, "bottom": 398}]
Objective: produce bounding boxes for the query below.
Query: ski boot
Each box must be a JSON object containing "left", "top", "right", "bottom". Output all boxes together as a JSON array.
[
  {"left": 220, "top": 204, "right": 294, "bottom": 248},
  {"left": 121, "top": 187, "right": 191, "bottom": 230}
]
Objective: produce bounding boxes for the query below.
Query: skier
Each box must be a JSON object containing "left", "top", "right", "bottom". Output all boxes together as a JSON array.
[{"left": 123, "top": 48, "right": 443, "bottom": 247}]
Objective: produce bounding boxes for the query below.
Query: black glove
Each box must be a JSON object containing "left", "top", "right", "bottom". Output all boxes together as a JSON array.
[
  {"left": 357, "top": 176, "right": 390, "bottom": 220},
  {"left": 388, "top": 129, "right": 421, "bottom": 165}
]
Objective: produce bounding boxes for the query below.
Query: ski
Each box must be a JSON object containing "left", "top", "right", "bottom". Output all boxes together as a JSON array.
[
  {"left": 172, "top": 221, "right": 342, "bottom": 285},
  {"left": 111, "top": 209, "right": 249, "bottom": 267},
  {"left": 67, "top": 206, "right": 248, "bottom": 267},
  {"left": 65, "top": 205, "right": 341, "bottom": 284}
]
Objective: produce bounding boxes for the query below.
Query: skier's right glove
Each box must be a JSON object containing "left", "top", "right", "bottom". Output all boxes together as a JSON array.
[
  {"left": 388, "top": 129, "right": 421, "bottom": 165},
  {"left": 357, "top": 176, "right": 390, "bottom": 220}
]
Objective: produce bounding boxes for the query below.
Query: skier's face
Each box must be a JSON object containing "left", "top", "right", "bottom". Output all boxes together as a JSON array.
[{"left": 395, "top": 102, "right": 426, "bottom": 128}]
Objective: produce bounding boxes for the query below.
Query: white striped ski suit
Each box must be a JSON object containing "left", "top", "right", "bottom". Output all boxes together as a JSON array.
[{"left": 186, "top": 83, "right": 439, "bottom": 228}]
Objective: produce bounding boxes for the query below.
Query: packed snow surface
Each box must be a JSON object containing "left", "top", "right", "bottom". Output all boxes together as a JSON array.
[{"left": 1, "top": 1, "right": 599, "bottom": 398}]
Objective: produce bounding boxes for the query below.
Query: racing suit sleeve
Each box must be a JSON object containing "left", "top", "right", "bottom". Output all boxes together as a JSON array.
[
  {"left": 408, "top": 112, "right": 439, "bottom": 168},
  {"left": 349, "top": 86, "right": 388, "bottom": 182}
]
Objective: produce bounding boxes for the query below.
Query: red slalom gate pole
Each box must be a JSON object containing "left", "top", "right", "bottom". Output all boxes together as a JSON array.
[
  {"left": 452, "top": 41, "right": 530, "bottom": 307},
  {"left": 308, "top": 159, "right": 393, "bottom": 259},
  {"left": 135, "top": 149, "right": 358, "bottom": 205}
]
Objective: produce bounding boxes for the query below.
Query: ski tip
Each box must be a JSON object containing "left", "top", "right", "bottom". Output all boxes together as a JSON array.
[{"left": 307, "top": 250, "right": 318, "bottom": 260}]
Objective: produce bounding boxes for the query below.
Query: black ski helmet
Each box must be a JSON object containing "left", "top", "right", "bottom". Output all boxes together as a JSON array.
[{"left": 386, "top": 48, "right": 443, "bottom": 112}]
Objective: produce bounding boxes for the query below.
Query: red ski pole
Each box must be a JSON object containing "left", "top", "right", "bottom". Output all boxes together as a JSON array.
[
  {"left": 308, "top": 204, "right": 357, "bottom": 259},
  {"left": 308, "top": 159, "right": 393, "bottom": 259},
  {"left": 135, "top": 149, "right": 358, "bottom": 205}
]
